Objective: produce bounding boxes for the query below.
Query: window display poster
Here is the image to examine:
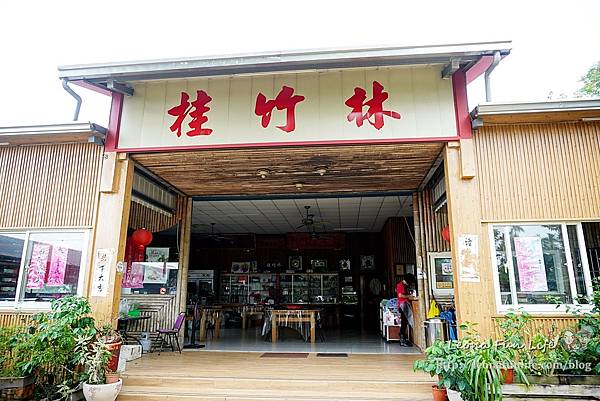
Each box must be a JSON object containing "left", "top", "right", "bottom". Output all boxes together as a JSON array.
[
  {"left": 146, "top": 247, "right": 169, "bottom": 262},
  {"left": 458, "top": 234, "right": 480, "bottom": 282},
  {"left": 92, "top": 248, "right": 114, "bottom": 297},
  {"left": 47, "top": 246, "right": 68, "bottom": 286},
  {"left": 513, "top": 236, "right": 548, "bottom": 292},
  {"left": 26, "top": 243, "right": 51, "bottom": 289},
  {"left": 143, "top": 262, "right": 168, "bottom": 284},
  {"left": 122, "top": 262, "right": 145, "bottom": 289}
]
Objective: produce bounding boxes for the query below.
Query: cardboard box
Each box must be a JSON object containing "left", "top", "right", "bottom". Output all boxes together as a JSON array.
[{"left": 120, "top": 344, "right": 142, "bottom": 361}]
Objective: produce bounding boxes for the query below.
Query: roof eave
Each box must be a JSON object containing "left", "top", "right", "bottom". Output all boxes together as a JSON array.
[{"left": 58, "top": 41, "right": 512, "bottom": 83}]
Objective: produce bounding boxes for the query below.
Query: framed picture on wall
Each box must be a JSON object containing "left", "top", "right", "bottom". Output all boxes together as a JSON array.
[
  {"left": 395, "top": 264, "right": 405, "bottom": 276},
  {"left": 360, "top": 255, "right": 375, "bottom": 270},
  {"left": 289, "top": 256, "right": 302, "bottom": 271},
  {"left": 310, "top": 259, "right": 327, "bottom": 272},
  {"left": 339, "top": 259, "right": 351, "bottom": 270}
]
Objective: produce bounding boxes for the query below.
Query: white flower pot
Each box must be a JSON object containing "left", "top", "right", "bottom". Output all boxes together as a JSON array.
[
  {"left": 447, "top": 389, "right": 464, "bottom": 401},
  {"left": 82, "top": 379, "right": 122, "bottom": 401}
]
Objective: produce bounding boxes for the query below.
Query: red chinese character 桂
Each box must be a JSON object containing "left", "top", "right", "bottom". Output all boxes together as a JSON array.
[
  {"left": 255, "top": 86, "right": 305, "bottom": 133},
  {"left": 344, "top": 81, "right": 400, "bottom": 130},
  {"left": 168, "top": 90, "right": 213, "bottom": 137}
]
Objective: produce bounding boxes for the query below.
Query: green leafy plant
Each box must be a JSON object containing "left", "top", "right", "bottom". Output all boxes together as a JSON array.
[
  {"left": 74, "top": 336, "right": 111, "bottom": 385},
  {"left": 0, "top": 326, "right": 37, "bottom": 377}
]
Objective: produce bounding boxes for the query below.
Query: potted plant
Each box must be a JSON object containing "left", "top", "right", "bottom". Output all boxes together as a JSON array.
[
  {"left": 414, "top": 339, "right": 474, "bottom": 401},
  {"left": 96, "top": 324, "right": 123, "bottom": 373},
  {"left": 0, "top": 327, "right": 36, "bottom": 401},
  {"left": 76, "top": 337, "right": 122, "bottom": 401}
]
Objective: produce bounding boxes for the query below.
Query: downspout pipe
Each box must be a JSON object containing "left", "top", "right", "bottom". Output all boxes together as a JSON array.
[
  {"left": 484, "top": 51, "right": 501, "bottom": 102},
  {"left": 62, "top": 79, "right": 82, "bottom": 121}
]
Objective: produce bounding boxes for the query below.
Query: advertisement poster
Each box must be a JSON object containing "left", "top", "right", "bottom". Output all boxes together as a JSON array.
[
  {"left": 458, "top": 234, "right": 480, "bottom": 282},
  {"left": 46, "top": 246, "right": 68, "bottom": 286},
  {"left": 91, "top": 248, "right": 113, "bottom": 297},
  {"left": 26, "top": 243, "right": 51, "bottom": 289},
  {"left": 146, "top": 247, "right": 170, "bottom": 262},
  {"left": 143, "top": 262, "right": 168, "bottom": 284},
  {"left": 122, "top": 262, "right": 145, "bottom": 289},
  {"left": 514, "top": 237, "right": 548, "bottom": 292}
]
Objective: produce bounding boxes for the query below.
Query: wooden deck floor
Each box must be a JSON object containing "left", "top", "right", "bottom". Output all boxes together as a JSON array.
[{"left": 119, "top": 351, "right": 435, "bottom": 401}]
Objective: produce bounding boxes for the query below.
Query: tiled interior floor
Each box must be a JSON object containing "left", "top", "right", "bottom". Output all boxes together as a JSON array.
[{"left": 193, "top": 327, "right": 420, "bottom": 354}]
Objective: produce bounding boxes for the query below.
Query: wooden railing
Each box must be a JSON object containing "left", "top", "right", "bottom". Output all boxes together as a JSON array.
[{"left": 120, "top": 294, "right": 179, "bottom": 342}]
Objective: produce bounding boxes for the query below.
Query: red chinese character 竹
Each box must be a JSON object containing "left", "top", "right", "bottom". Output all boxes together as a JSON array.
[
  {"left": 344, "top": 81, "right": 400, "bottom": 130},
  {"left": 168, "top": 90, "right": 213, "bottom": 137},
  {"left": 255, "top": 86, "right": 305, "bottom": 133}
]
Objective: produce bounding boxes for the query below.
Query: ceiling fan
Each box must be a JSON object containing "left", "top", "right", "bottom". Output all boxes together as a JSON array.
[
  {"left": 196, "top": 223, "right": 235, "bottom": 242},
  {"left": 296, "top": 206, "right": 330, "bottom": 239}
]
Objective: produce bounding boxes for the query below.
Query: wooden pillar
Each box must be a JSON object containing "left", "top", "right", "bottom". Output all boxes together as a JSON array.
[
  {"left": 88, "top": 153, "right": 133, "bottom": 326},
  {"left": 444, "top": 140, "right": 494, "bottom": 337},
  {"left": 176, "top": 197, "right": 192, "bottom": 344},
  {"left": 412, "top": 193, "right": 427, "bottom": 349}
]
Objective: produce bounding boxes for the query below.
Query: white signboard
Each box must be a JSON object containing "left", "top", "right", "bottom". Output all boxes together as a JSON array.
[
  {"left": 118, "top": 66, "right": 457, "bottom": 151},
  {"left": 458, "top": 235, "right": 480, "bottom": 283},
  {"left": 91, "top": 248, "right": 114, "bottom": 297}
]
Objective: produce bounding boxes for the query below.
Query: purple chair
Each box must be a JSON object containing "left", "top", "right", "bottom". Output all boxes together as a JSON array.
[{"left": 156, "top": 312, "right": 186, "bottom": 353}]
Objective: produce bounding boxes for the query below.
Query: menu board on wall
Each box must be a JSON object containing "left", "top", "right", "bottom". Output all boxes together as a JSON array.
[{"left": 514, "top": 237, "right": 548, "bottom": 292}]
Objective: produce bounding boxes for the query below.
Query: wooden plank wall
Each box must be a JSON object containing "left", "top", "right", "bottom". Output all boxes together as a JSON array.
[
  {"left": 474, "top": 122, "right": 600, "bottom": 221},
  {"left": 121, "top": 294, "right": 179, "bottom": 343},
  {"left": 382, "top": 217, "right": 416, "bottom": 292},
  {"left": 492, "top": 315, "right": 581, "bottom": 342},
  {"left": 0, "top": 312, "right": 33, "bottom": 328},
  {"left": 0, "top": 143, "right": 103, "bottom": 228}
]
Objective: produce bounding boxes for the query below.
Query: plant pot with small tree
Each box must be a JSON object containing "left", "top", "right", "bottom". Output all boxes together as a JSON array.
[{"left": 75, "top": 337, "right": 122, "bottom": 401}]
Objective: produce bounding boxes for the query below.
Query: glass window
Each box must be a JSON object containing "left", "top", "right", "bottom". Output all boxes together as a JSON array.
[
  {"left": 0, "top": 233, "right": 26, "bottom": 301},
  {"left": 492, "top": 223, "right": 593, "bottom": 310},
  {"left": 0, "top": 231, "right": 87, "bottom": 304}
]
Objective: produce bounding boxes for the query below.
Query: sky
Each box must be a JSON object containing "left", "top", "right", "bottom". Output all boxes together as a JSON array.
[{"left": 0, "top": 0, "right": 598, "bottom": 127}]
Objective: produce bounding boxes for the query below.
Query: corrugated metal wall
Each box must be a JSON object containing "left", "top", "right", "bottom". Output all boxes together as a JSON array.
[
  {"left": 474, "top": 122, "right": 600, "bottom": 221},
  {"left": 0, "top": 143, "right": 103, "bottom": 228}
]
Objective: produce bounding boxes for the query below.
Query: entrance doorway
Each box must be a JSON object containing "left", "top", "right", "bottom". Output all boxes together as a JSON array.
[{"left": 121, "top": 141, "right": 450, "bottom": 354}]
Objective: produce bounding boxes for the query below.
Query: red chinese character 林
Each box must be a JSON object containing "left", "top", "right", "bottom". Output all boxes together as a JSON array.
[
  {"left": 255, "top": 86, "right": 305, "bottom": 133},
  {"left": 345, "top": 81, "right": 400, "bottom": 130},
  {"left": 168, "top": 90, "right": 213, "bottom": 137}
]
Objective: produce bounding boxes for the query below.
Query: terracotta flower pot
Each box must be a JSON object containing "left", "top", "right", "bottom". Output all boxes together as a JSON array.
[
  {"left": 432, "top": 385, "right": 448, "bottom": 401},
  {"left": 104, "top": 372, "right": 120, "bottom": 385},
  {"left": 104, "top": 341, "right": 122, "bottom": 373},
  {"left": 82, "top": 379, "right": 122, "bottom": 401},
  {"left": 501, "top": 368, "right": 514, "bottom": 384}
]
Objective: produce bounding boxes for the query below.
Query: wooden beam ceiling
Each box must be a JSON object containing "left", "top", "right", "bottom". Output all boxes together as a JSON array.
[{"left": 131, "top": 143, "right": 444, "bottom": 196}]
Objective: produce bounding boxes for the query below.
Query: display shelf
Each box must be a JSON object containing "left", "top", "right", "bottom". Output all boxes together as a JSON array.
[{"left": 219, "top": 273, "right": 339, "bottom": 304}]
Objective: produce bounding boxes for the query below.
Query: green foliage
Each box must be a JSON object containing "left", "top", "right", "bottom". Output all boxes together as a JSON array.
[
  {"left": 0, "top": 326, "right": 37, "bottom": 377},
  {"left": 577, "top": 61, "right": 600, "bottom": 98},
  {"left": 414, "top": 322, "right": 527, "bottom": 401},
  {"left": 73, "top": 336, "right": 111, "bottom": 385}
]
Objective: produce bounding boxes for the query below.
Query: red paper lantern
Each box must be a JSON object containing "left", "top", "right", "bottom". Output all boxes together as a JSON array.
[
  {"left": 441, "top": 225, "right": 451, "bottom": 242},
  {"left": 132, "top": 228, "right": 153, "bottom": 248}
]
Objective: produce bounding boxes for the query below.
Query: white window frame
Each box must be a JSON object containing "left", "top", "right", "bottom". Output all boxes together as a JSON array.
[
  {"left": 489, "top": 222, "right": 594, "bottom": 314},
  {"left": 0, "top": 228, "right": 90, "bottom": 311}
]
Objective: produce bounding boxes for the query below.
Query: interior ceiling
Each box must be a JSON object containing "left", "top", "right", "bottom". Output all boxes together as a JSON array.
[
  {"left": 192, "top": 195, "right": 412, "bottom": 234},
  {"left": 132, "top": 143, "right": 443, "bottom": 196}
]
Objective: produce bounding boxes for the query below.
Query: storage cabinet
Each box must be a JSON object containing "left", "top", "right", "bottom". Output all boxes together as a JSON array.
[{"left": 219, "top": 273, "right": 339, "bottom": 304}]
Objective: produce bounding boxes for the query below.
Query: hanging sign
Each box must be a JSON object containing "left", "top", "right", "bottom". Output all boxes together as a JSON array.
[
  {"left": 118, "top": 66, "right": 457, "bottom": 151},
  {"left": 514, "top": 237, "right": 548, "bottom": 292},
  {"left": 458, "top": 234, "right": 480, "bottom": 282},
  {"left": 47, "top": 246, "right": 68, "bottom": 286},
  {"left": 26, "top": 243, "right": 51, "bottom": 289},
  {"left": 91, "top": 248, "right": 114, "bottom": 297}
]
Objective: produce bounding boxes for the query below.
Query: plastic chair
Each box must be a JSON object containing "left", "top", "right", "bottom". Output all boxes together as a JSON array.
[{"left": 156, "top": 312, "right": 186, "bottom": 353}]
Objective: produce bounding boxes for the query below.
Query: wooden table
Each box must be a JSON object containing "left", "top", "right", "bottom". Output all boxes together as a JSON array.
[
  {"left": 270, "top": 309, "right": 319, "bottom": 344},
  {"left": 242, "top": 305, "right": 264, "bottom": 329},
  {"left": 199, "top": 308, "right": 222, "bottom": 341}
]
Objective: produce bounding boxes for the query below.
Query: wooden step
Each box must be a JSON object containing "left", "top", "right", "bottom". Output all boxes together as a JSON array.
[
  {"left": 121, "top": 375, "right": 434, "bottom": 394},
  {"left": 118, "top": 385, "right": 434, "bottom": 401}
]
